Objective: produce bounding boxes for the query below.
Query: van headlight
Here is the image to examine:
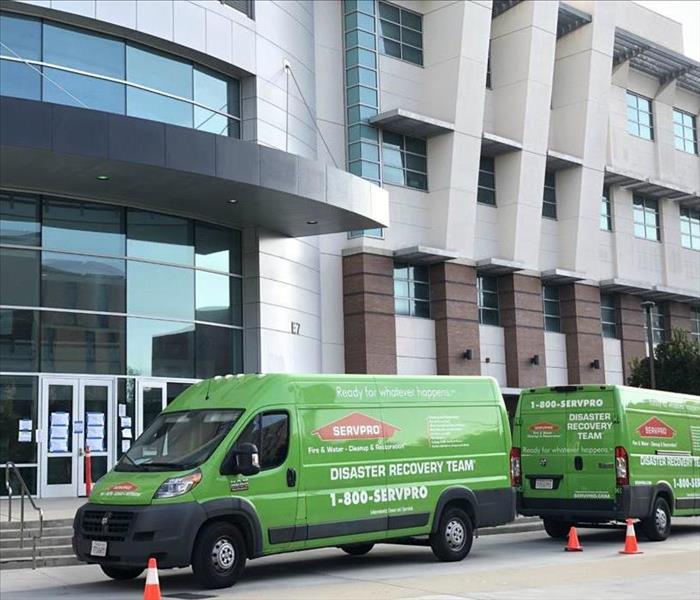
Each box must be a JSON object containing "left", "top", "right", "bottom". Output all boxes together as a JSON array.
[{"left": 154, "top": 470, "right": 202, "bottom": 499}]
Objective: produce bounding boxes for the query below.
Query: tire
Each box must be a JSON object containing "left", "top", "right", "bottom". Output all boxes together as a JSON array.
[
  {"left": 429, "top": 507, "right": 473, "bottom": 562},
  {"left": 191, "top": 521, "right": 247, "bottom": 589},
  {"left": 543, "top": 518, "right": 573, "bottom": 540},
  {"left": 340, "top": 543, "right": 374, "bottom": 556},
  {"left": 99, "top": 565, "right": 144, "bottom": 580},
  {"left": 641, "top": 496, "right": 671, "bottom": 541}
]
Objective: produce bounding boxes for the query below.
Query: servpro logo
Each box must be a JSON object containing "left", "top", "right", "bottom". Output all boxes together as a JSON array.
[
  {"left": 313, "top": 413, "right": 400, "bottom": 441},
  {"left": 637, "top": 417, "right": 675, "bottom": 438},
  {"left": 107, "top": 482, "right": 138, "bottom": 492},
  {"left": 529, "top": 422, "right": 560, "bottom": 433}
]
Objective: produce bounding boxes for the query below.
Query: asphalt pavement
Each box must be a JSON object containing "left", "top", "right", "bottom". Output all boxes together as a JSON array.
[{"left": 2, "top": 519, "right": 699, "bottom": 600}]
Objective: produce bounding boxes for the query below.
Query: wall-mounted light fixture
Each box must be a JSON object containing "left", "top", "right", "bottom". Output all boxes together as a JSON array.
[
  {"left": 462, "top": 349, "right": 472, "bottom": 360},
  {"left": 590, "top": 359, "right": 600, "bottom": 370},
  {"left": 484, "top": 357, "right": 491, "bottom": 364},
  {"left": 530, "top": 354, "right": 540, "bottom": 366}
]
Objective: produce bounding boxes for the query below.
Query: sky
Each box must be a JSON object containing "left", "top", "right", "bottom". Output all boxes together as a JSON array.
[{"left": 635, "top": 1, "right": 700, "bottom": 61}]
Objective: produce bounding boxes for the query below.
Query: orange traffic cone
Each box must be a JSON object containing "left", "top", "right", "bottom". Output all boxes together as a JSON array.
[
  {"left": 619, "top": 518, "right": 643, "bottom": 555},
  {"left": 143, "top": 557, "right": 162, "bottom": 600},
  {"left": 564, "top": 526, "right": 583, "bottom": 552}
]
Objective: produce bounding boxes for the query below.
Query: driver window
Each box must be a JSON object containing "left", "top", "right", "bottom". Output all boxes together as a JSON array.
[{"left": 234, "top": 412, "right": 289, "bottom": 470}]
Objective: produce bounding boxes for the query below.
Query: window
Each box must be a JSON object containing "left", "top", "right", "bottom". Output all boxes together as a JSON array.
[
  {"left": 478, "top": 276, "right": 499, "bottom": 325},
  {"left": 220, "top": 0, "right": 254, "bottom": 19},
  {"left": 680, "top": 207, "right": 700, "bottom": 250},
  {"left": 0, "top": 13, "right": 41, "bottom": 101},
  {"left": 127, "top": 262, "right": 194, "bottom": 320},
  {"left": 42, "top": 252, "right": 126, "bottom": 313},
  {"left": 692, "top": 307, "right": 700, "bottom": 344},
  {"left": 643, "top": 306, "right": 666, "bottom": 347},
  {"left": 633, "top": 195, "right": 660, "bottom": 241},
  {"left": 126, "top": 317, "right": 194, "bottom": 377},
  {"left": 626, "top": 91, "right": 653, "bottom": 140},
  {"left": 348, "top": 228, "right": 383, "bottom": 239},
  {"left": 478, "top": 157, "right": 496, "bottom": 205},
  {"left": 42, "top": 23, "right": 125, "bottom": 114},
  {"left": 126, "top": 209, "right": 193, "bottom": 265},
  {"left": 196, "top": 325, "right": 242, "bottom": 378},
  {"left": 600, "top": 294, "right": 617, "bottom": 338},
  {"left": 0, "top": 248, "right": 39, "bottom": 306},
  {"left": 378, "top": 1, "right": 423, "bottom": 66},
  {"left": 542, "top": 171, "right": 556, "bottom": 219},
  {"left": 486, "top": 43, "right": 492, "bottom": 89},
  {"left": 542, "top": 285, "right": 561, "bottom": 332},
  {"left": 394, "top": 263, "right": 430, "bottom": 318},
  {"left": 0, "top": 13, "right": 240, "bottom": 137},
  {"left": 382, "top": 132, "right": 428, "bottom": 190},
  {"left": 0, "top": 191, "right": 40, "bottom": 246},
  {"left": 235, "top": 412, "right": 290, "bottom": 470},
  {"left": 0, "top": 309, "right": 38, "bottom": 372},
  {"left": 673, "top": 109, "right": 697, "bottom": 154},
  {"left": 600, "top": 186, "right": 613, "bottom": 231}
]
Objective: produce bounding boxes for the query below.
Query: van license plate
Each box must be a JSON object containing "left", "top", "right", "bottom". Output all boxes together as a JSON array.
[
  {"left": 535, "top": 478, "right": 554, "bottom": 490},
  {"left": 90, "top": 540, "right": 107, "bottom": 557}
]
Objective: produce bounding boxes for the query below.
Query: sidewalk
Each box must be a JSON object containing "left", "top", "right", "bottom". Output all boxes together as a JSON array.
[{"left": 0, "top": 497, "right": 86, "bottom": 524}]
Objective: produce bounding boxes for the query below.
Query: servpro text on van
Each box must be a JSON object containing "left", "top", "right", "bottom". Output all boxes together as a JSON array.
[
  {"left": 72, "top": 375, "right": 515, "bottom": 588},
  {"left": 512, "top": 385, "right": 700, "bottom": 540}
]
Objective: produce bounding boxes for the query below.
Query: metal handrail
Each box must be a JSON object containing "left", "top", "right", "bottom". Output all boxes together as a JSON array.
[{"left": 4, "top": 462, "right": 44, "bottom": 569}]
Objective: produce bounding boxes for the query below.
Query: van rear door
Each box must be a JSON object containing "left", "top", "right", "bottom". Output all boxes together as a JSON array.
[
  {"left": 562, "top": 388, "right": 617, "bottom": 504},
  {"left": 519, "top": 395, "right": 570, "bottom": 501}
]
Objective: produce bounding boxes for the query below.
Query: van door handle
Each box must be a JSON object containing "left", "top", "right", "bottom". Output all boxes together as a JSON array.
[
  {"left": 574, "top": 456, "right": 583, "bottom": 471},
  {"left": 287, "top": 468, "right": 297, "bottom": 488}
]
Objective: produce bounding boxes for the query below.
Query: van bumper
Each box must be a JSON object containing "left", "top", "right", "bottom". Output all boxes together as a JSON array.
[
  {"left": 517, "top": 485, "right": 654, "bottom": 522},
  {"left": 72, "top": 502, "right": 206, "bottom": 569}
]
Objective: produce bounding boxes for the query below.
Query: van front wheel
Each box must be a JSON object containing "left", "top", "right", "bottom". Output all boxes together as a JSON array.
[
  {"left": 543, "top": 518, "right": 573, "bottom": 539},
  {"left": 430, "top": 507, "right": 473, "bottom": 561},
  {"left": 99, "top": 565, "right": 143, "bottom": 580},
  {"left": 641, "top": 497, "right": 671, "bottom": 541},
  {"left": 191, "top": 522, "right": 247, "bottom": 589}
]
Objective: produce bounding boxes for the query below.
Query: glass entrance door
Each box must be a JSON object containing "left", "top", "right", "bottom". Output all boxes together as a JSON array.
[
  {"left": 136, "top": 379, "right": 167, "bottom": 437},
  {"left": 40, "top": 377, "right": 114, "bottom": 497}
]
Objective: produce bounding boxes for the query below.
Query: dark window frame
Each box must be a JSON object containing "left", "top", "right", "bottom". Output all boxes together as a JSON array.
[
  {"left": 477, "top": 275, "right": 499, "bottom": 325},
  {"left": 378, "top": 0, "right": 423, "bottom": 66},
  {"left": 477, "top": 156, "right": 496, "bottom": 206},
  {"left": 381, "top": 131, "right": 428, "bottom": 191},
  {"left": 626, "top": 91, "right": 654, "bottom": 141},
  {"left": 673, "top": 108, "right": 698, "bottom": 155},
  {"left": 680, "top": 207, "right": 700, "bottom": 251},
  {"left": 394, "top": 262, "right": 430, "bottom": 318},
  {"left": 600, "top": 293, "right": 617, "bottom": 338},
  {"left": 542, "top": 285, "right": 561, "bottom": 333},
  {"left": 691, "top": 306, "right": 700, "bottom": 344},
  {"left": 600, "top": 185, "right": 613, "bottom": 231},
  {"left": 542, "top": 171, "right": 557, "bottom": 219},
  {"left": 633, "top": 195, "right": 661, "bottom": 241}
]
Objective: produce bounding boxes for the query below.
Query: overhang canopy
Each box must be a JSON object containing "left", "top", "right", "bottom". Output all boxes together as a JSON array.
[
  {"left": 541, "top": 268, "right": 587, "bottom": 285},
  {"left": 604, "top": 167, "right": 699, "bottom": 209},
  {"left": 476, "top": 257, "right": 525, "bottom": 276},
  {"left": 547, "top": 150, "right": 583, "bottom": 171},
  {"left": 613, "top": 28, "right": 700, "bottom": 94},
  {"left": 600, "top": 278, "right": 700, "bottom": 304},
  {"left": 0, "top": 97, "right": 389, "bottom": 237},
  {"left": 481, "top": 132, "right": 522, "bottom": 156},
  {"left": 557, "top": 4, "right": 592, "bottom": 39},
  {"left": 369, "top": 109, "right": 454, "bottom": 139},
  {"left": 393, "top": 246, "right": 458, "bottom": 265}
]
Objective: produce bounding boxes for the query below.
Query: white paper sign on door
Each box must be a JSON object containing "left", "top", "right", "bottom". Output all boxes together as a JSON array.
[
  {"left": 19, "top": 419, "right": 33, "bottom": 431},
  {"left": 18, "top": 431, "right": 32, "bottom": 443},
  {"left": 87, "top": 412, "right": 104, "bottom": 426},
  {"left": 86, "top": 438, "right": 104, "bottom": 452},
  {"left": 49, "top": 437, "right": 68, "bottom": 452},
  {"left": 51, "top": 412, "right": 69, "bottom": 426}
]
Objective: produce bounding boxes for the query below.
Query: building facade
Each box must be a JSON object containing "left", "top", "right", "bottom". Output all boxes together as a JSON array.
[{"left": 0, "top": 0, "right": 698, "bottom": 497}]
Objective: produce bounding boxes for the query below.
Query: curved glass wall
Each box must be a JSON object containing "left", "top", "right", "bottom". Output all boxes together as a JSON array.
[
  {"left": 0, "top": 190, "right": 243, "bottom": 378},
  {"left": 0, "top": 12, "right": 240, "bottom": 136}
]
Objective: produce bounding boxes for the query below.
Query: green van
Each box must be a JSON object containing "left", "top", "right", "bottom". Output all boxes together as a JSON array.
[
  {"left": 72, "top": 374, "right": 515, "bottom": 588},
  {"left": 513, "top": 385, "right": 700, "bottom": 541}
]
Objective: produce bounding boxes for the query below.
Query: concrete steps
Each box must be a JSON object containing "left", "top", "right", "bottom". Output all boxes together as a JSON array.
[{"left": 0, "top": 517, "right": 80, "bottom": 570}]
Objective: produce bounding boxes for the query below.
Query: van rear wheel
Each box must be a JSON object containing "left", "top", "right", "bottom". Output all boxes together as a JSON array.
[
  {"left": 430, "top": 507, "right": 473, "bottom": 561},
  {"left": 99, "top": 565, "right": 143, "bottom": 580},
  {"left": 191, "top": 522, "right": 247, "bottom": 589},
  {"left": 543, "top": 518, "right": 573, "bottom": 540},
  {"left": 641, "top": 497, "right": 671, "bottom": 541},
  {"left": 340, "top": 543, "right": 374, "bottom": 556}
]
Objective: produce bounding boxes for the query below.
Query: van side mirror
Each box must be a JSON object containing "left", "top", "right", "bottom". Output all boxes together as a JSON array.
[{"left": 221, "top": 442, "right": 261, "bottom": 476}]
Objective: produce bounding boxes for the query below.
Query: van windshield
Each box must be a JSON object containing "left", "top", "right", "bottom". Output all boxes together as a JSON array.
[{"left": 115, "top": 409, "right": 243, "bottom": 472}]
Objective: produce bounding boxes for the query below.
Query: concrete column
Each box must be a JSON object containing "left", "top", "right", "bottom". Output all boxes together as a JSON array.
[
  {"left": 499, "top": 273, "right": 546, "bottom": 388},
  {"left": 665, "top": 301, "right": 692, "bottom": 336},
  {"left": 342, "top": 252, "right": 397, "bottom": 374},
  {"left": 560, "top": 283, "right": 606, "bottom": 384},
  {"left": 429, "top": 263, "right": 480, "bottom": 375},
  {"left": 618, "top": 294, "right": 645, "bottom": 381}
]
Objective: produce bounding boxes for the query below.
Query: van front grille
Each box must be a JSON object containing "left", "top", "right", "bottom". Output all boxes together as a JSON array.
[{"left": 81, "top": 510, "right": 134, "bottom": 541}]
